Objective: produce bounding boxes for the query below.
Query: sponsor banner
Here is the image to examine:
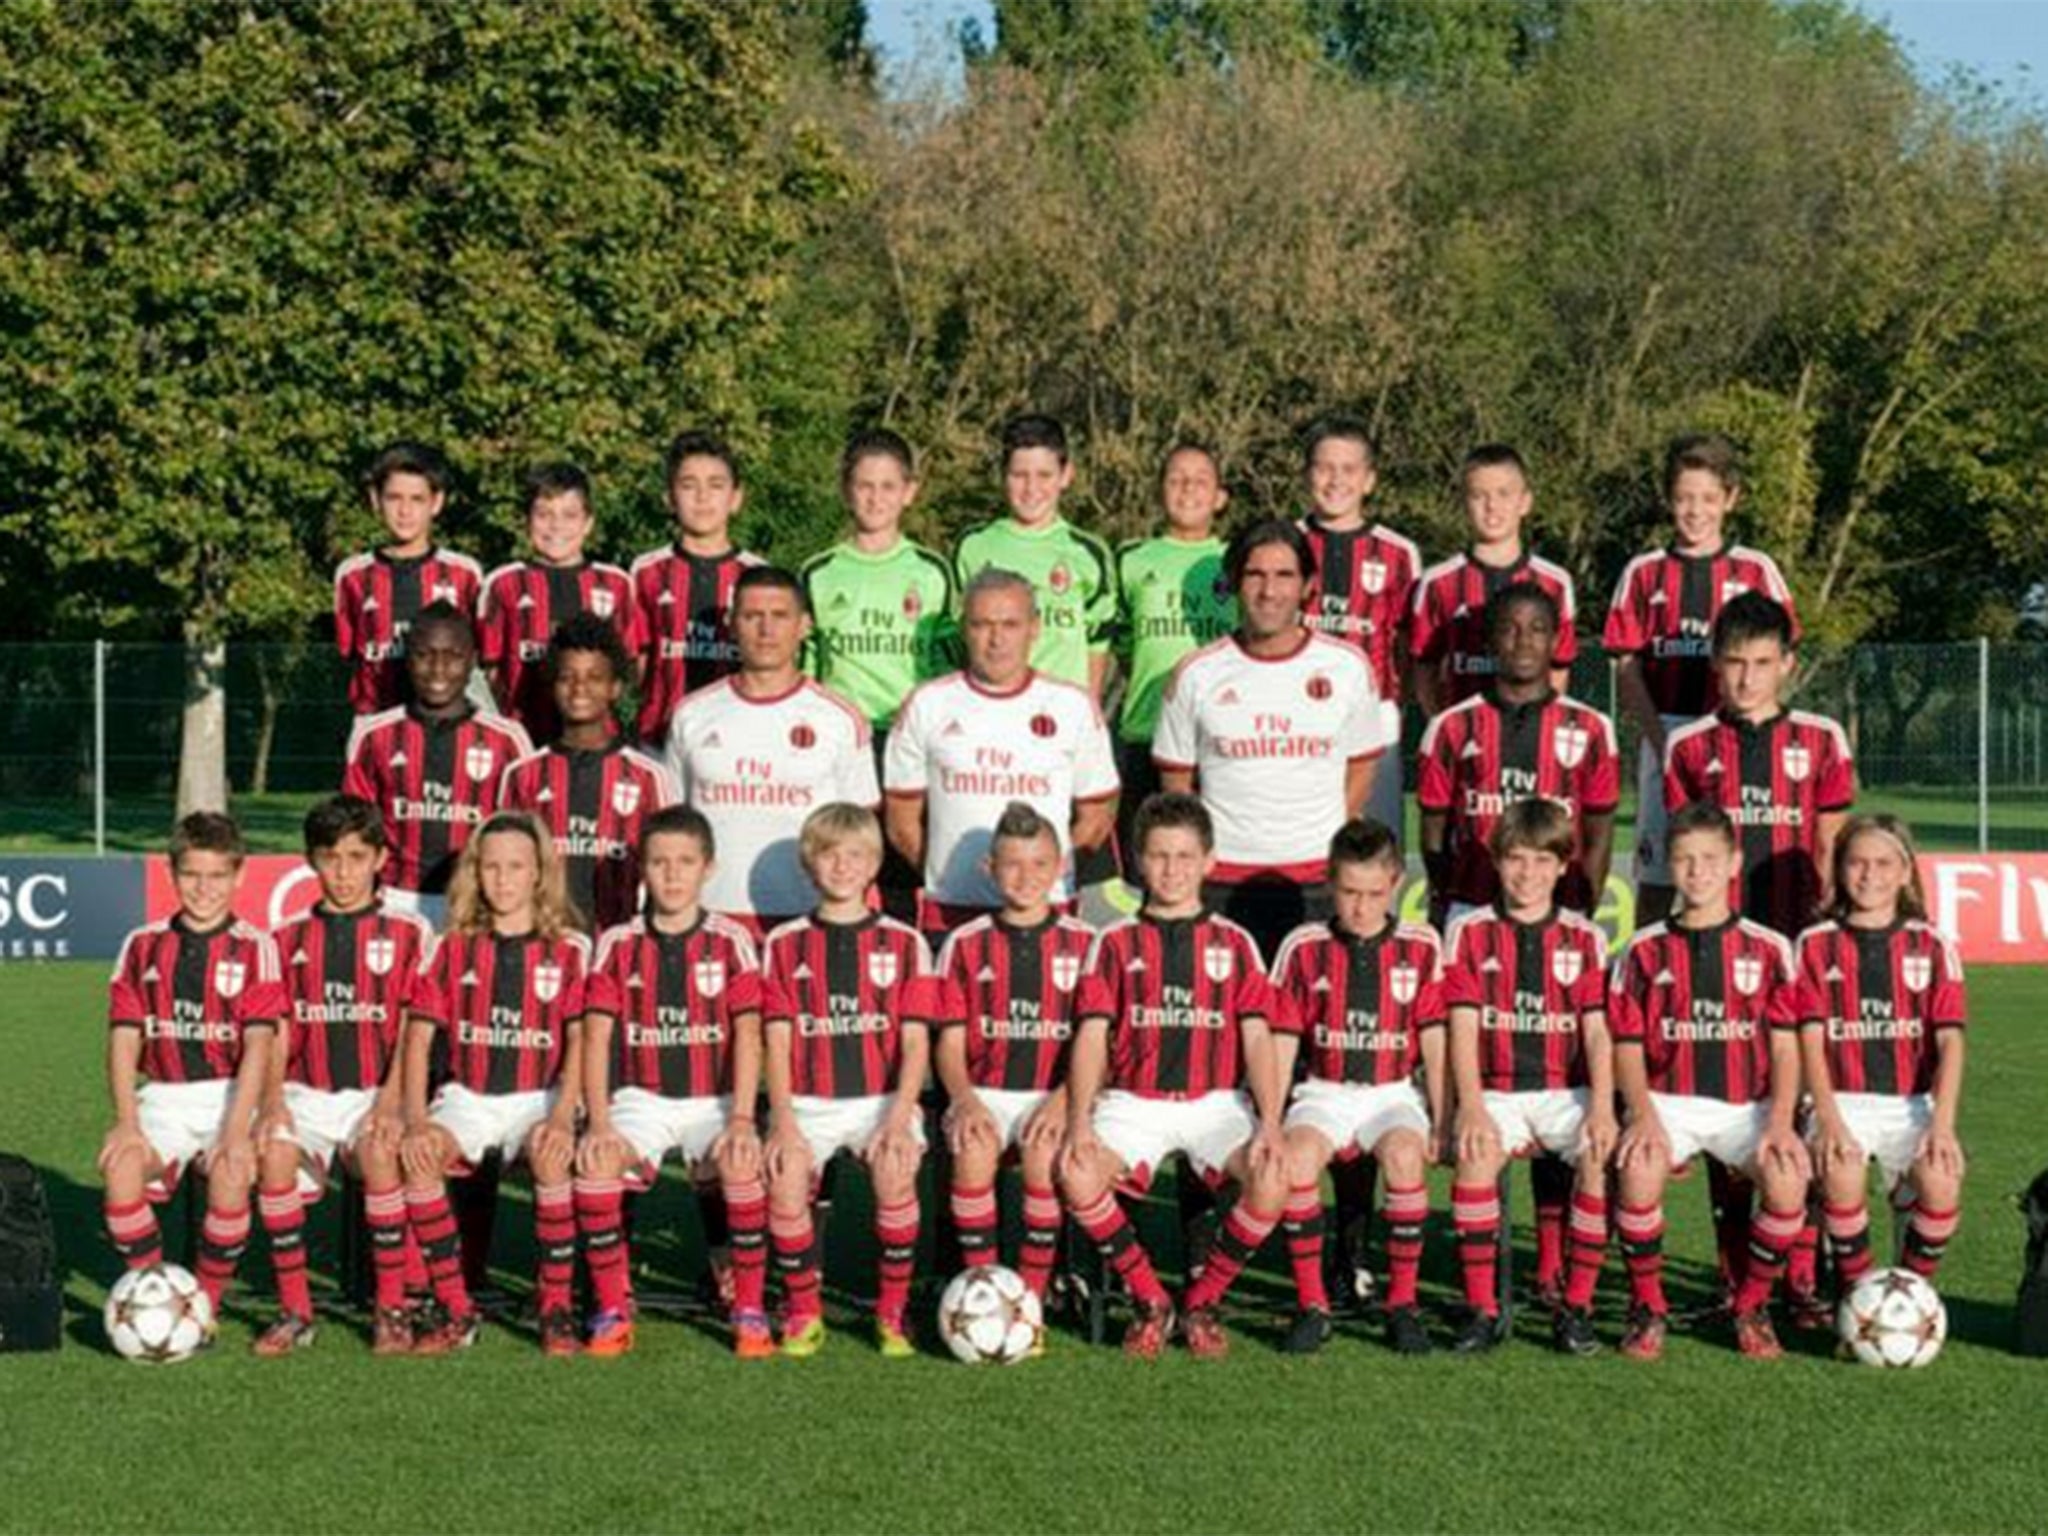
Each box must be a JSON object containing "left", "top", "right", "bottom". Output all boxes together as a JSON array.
[
  {"left": 1921, "top": 854, "right": 2048, "bottom": 966},
  {"left": 144, "top": 854, "right": 319, "bottom": 935},
  {"left": 0, "top": 858, "right": 146, "bottom": 962}
]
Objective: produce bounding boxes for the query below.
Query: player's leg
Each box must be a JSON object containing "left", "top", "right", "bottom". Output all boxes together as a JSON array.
[
  {"left": 1529, "top": 1153, "right": 1572, "bottom": 1306},
  {"left": 99, "top": 1115, "right": 168, "bottom": 1274},
  {"left": 713, "top": 1133, "right": 774, "bottom": 1356},
  {"left": 948, "top": 1131, "right": 1003, "bottom": 1272},
  {"left": 252, "top": 1127, "right": 319, "bottom": 1352},
  {"left": 194, "top": 1128, "right": 256, "bottom": 1316},
  {"left": 865, "top": 1132, "right": 924, "bottom": 1355},
  {"left": 1180, "top": 1140, "right": 1286, "bottom": 1357},
  {"left": 1450, "top": 1124, "right": 1510, "bottom": 1352},
  {"left": 1899, "top": 1123, "right": 1962, "bottom": 1283},
  {"left": 1616, "top": 1152, "right": 1673, "bottom": 1360},
  {"left": 1059, "top": 1132, "right": 1173, "bottom": 1356},
  {"left": 523, "top": 1117, "right": 581, "bottom": 1356},
  {"left": 1372, "top": 1127, "right": 1433, "bottom": 1352},
  {"left": 1555, "top": 1120, "right": 1610, "bottom": 1356},
  {"left": 573, "top": 1130, "right": 638, "bottom": 1355},
  {"left": 349, "top": 1133, "right": 414, "bottom": 1352},
  {"left": 1015, "top": 1134, "right": 1064, "bottom": 1299},
  {"left": 1704, "top": 1157, "right": 1755, "bottom": 1311},
  {"left": 768, "top": 1122, "right": 824, "bottom": 1355},
  {"left": 1731, "top": 1146, "right": 1812, "bottom": 1359},
  {"left": 1278, "top": 1126, "right": 1337, "bottom": 1348},
  {"left": 404, "top": 1120, "right": 481, "bottom": 1354}
]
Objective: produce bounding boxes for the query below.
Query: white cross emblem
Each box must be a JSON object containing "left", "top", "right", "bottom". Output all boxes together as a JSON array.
[
  {"left": 214, "top": 960, "right": 247, "bottom": 999},
  {"left": 1783, "top": 744, "right": 1812, "bottom": 782},
  {"left": 1732, "top": 954, "right": 1763, "bottom": 996},
  {"left": 1204, "top": 943, "right": 1235, "bottom": 983},
  {"left": 533, "top": 963, "right": 562, "bottom": 1003},
  {"left": 867, "top": 950, "right": 900, "bottom": 989},
  {"left": 695, "top": 959, "right": 725, "bottom": 998},
  {"left": 1052, "top": 953, "right": 1081, "bottom": 992},
  {"left": 366, "top": 937, "right": 396, "bottom": 976},
  {"left": 1553, "top": 723, "right": 1590, "bottom": 770},
  {"left": 1389, "top": 963, "right": 1419, "bottom": 1004},
  {"left": 591, "top": 588, "right": 616, "bottom": 619},
  {"left": 612, "top": 780, "right": 642, "bottom": 817},
  {"left": 1359, "top": 559, "right": 1387, "bottom": 596},
  {"left": 1551, "top": 948, "right": 1584, "bottom": 987},
  {"left": 1902, "top": 955, "right": 1932, "bottom": 993},
  {"left": 464, "top": 744, "right": 496, "bottom": 782}
]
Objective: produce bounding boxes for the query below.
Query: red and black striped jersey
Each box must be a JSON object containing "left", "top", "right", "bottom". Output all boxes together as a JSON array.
[
  {"left": 1270, "top": 920, "right": 1446, "bottom": 1087},
  {"left": 1076, "top": 913, "right": 1276, "bottom": 1100},
  {"left": 585, "top": 915, "right": 763, "bottom": 1099},
  {"left": 1607, "top": 918, "right": 1796, "bottom": 1104},
  {"left": 477, "top": 560, "right": 644, "bottom": 744},
  {"left": 1792, "top": 919, "right": 1966, "bottom": 1097},
  {"left": 1603, "top": 545, "right": 1798, "bottom": 718},
  {"left": 108, "top": 917, "right": 285, "bottom": 1084},
  {"left": 1663, "top": 709, "right": 1854, "bottom": 936},
  {"left": 410, "top": 929, "right": 591, "bottom": 1096},
  {"left": 631, "top": 544, "right": 766, "bottom": 746},
  {"left": 936, "top": 913, "right": 1095, "bottom": 1092},
  {"left": 341, "top": 705, "right": 534, "bottom": 895},
  {"left": 760, "top": 914, "right": 940, "bottom": 1099},
  {"left": 1297, "top": 519, "right": 1423, "bottom": 702},
  {"left": 272, "top": 903, "right": 435, "bottom": 1092},
  {"left": 1410, "top": 550, "right": 1579, "bottom": 706},
  {"left": 1416, "top": 691, "right": 1620, "bottom": 910},
  {"left": 334, "top": 548, "right": 484, "bottom": 715},
  {"left": 1443, "top": 907, "right": 1607, "bottom": 1093},
  {"left": 497, "top": 742, "right": 679, "bottom": 931}
]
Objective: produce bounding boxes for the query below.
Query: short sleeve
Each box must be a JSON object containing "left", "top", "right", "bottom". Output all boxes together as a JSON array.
[
  {"left": 882, "top": 697, "right": 929, "bottom": 795},
  {"left": 1931, "top": 937, "right": 1967, "bottom": 1029},
  {"left": 108, "top": 933, "right": 147, "bottom": 1028},
  {"left": 1339, "top": 659, "right": 1385, "bottom": 760},
  {"left": 1416, "top": 715, "right": 1455, "bottom": 813},
  {"left": 1150, "top": 662, "right": 1198, "bottom": 771},
  {"left": 1073, "top": 702, "right": 1121, "bottom": 800},
  {"left": 1602, "top": 565, "right": 1646, "bottom": 656},
  {"left": 1819, "top": 727, "right": 1855, "bottom": 813},
  {"left": 1571, "top": 935, "right": 1608, "bottom": 1014},
  {"left": 1408, "top": 577, "right": 1447, "bottom": 664},
  {"left": 1552, "top": 573, "right": 1581, "bottom": 664},
  {"left": 1582, "top": 712, "right": 1621, "bottom": 813},
  {"left": 837, "top": 721, "right": 882, "bottom": 808},
  {"left": 237, "top": 934, "right": 289, "bottom": 1026},
  {"left": 1075, "top": 930, "right": 1125, "bottom": 1021}
]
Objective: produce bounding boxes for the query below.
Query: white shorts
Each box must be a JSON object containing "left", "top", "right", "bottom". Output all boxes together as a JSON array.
[
  {"left": 1634, "top": 715, "right": 1690, "bottom": 886},
  {"left": 1092, "top": 1089, "right": 1256, "bottom": 1191},
  {"left": 971, "top": 1087, "right": 1054, "bottom": 1152},
  {"left": 1651, "top": 1092, "right": 1768, "bottom": 1172},
  {"left": 1820, "top": 1093, "right": 1935, "bottom": 1184},
  {"left": 1366, "top": 701, "right": 1404, "bottom": 836},
  {"left": 610, "top": 1087, "right": 733, "bottom": 1188},
  {"left": 1286, "top": 1079, "right": 1430, "bottom": 1154},
  {"left": 428, "top": 1083, "right": 558, "bottom": 1169},
  {"left": 791, "top": 1094, "right": 927, "bottom": 1171},
  {"left": 1483, "top": 1088, "right": 1589, "bottom": 1159},
  {"left": 137, "top": 1079, "right": 237, "bottom": 1201},
  {"left": 277, "top": 1084, "right": 379, "bottom": 1197}
]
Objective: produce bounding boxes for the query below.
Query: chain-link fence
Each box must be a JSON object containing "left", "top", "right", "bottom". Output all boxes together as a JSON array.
[{"left": 3, "top": 640, "right": 2046, "bottom": 853}]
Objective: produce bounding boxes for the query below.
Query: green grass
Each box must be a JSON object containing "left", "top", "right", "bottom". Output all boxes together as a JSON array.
[{"left": 4, "top": 969, "right": 2047, "bottom": 1532}]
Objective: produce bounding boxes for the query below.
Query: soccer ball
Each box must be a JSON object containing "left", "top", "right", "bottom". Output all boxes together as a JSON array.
[
  {"left": 938, "top": 1264, "right": 1042, "bottom": 1365},
  {"left": 104, "top": 1263, "right": 215, "bottom": 1364},
  {"left": 1837, "top": 1267, "right": 1946, "bottom": 1369}
]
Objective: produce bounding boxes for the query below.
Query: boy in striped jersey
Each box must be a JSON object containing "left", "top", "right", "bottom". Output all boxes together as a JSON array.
[
  {"left": 254, "top": 796, "right": 433, "bottom": 1356},
  {"left": 936, "top": 802, "right": 1095, "bottom": 1303},
  {"left": 101, "top": 813, "right": 285, "bottom": 1319},
  {"left": 576, "top": 807, "right": 771, "bottom": 1357}
]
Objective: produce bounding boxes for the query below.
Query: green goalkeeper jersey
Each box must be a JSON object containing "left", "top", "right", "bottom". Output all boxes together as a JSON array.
[
  {"left": 952, "top": 515, "right": 1115, "bottom": 691},
  {"left": 1112, "top": 534, "right": 1235, "bottom": 744},
  {"left": 800, "top": 538, "right": 957, "bottom": 727}
]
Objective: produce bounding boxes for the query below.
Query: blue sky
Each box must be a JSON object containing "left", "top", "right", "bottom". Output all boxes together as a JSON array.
[{"left": 865, "top": 0, "right": 2048, "bottom": 106}]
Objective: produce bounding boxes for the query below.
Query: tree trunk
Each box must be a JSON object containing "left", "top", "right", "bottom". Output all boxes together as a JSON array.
[
  {"left": 176, "top": 636, "right": 228, "bottom": 816},
  {"left": 250, "top": 645, "right": 279, "bottom": 796}
]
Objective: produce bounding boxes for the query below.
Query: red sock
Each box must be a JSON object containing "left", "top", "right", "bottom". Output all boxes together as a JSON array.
[
  {"left": 533, "top": 1182, "right": 576, "bottom": 1315},
  {"left": 258, "top": 1183, "right": 313, "bottom": 1320},
  {"left": 725, "top": 1175, "right": 768, "bottom": 1316},
  {"left": 1785, "top": 1209, "right": 1821, "bottom": 1297},
  {"left": 406, "top": 1185, "right": 473, "bottom": 1320},
  {"left": 1733, "top": 1205, "right": 1802, "bottom": 1314},
  {"left": 196, "top": 1205, "right": 251, "bottom": 1310},
  {"left": 574, "top": 1177, "right": 631, "bottom": 1316},
  {"left": 1018, "top": 1182, "right": 1061, "bottom": 1297},
  {"left": 105, "top": 1198, "right": 162, "bottom": 1271},
  {"left": 771, "top": 1209, "right": 821, "bottom": 1326},
  {"left": 1283, "top": 1183, "right": 1329, "bottom": 1313},
  {"left": 363, "top": 1184, "right": 410, "bottom": 1310},
  {"left": 874, "top": 1196, "right": 920, "bottom": 1328},
  {"left": 1453, "top": 1183, "right": 1502, "bottom": 1315},
  {"left": 1382, "top": 1183, "right": 1429, "bottom": 1310},
  {"left": 949, "top": 1181, "right": 998, "bottom": 1270},
  {"left": 1072, "top": 1190, "right": 1169, "bottom": 1309},
  {"left": 1825, "top": 1200, "right": 1875, "bottom": 1285},
  {"left": 401, "top": 1226, "right": 429, "bottom": 1297},
  {"left": 1902, "top": 1202, "right": 1959, "bottom": 1280},
  {"left": 1617, "top": 1201, "right": 1668, "bottom": 1315},
  {"left": 1532, "top": 1157, "right": 1571, "bottom": 1291},
  {"left": 1562, "top": 1191, "right": 1608, "bottom": 1310},
  {"left": 1184, "top": 1202, "right": 1277, "bottom": 1311}
]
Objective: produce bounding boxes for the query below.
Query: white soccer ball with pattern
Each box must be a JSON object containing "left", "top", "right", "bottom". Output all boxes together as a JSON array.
[
  {"left": 938, "top": 1263, "right": 1042, "bottom": 1365},
  {"left": 104, "top": 1263, "right": 215, "bottom": 1364},
  {"left": 1837, "top": 1267, "right": 1946, "bottom": 1369}
]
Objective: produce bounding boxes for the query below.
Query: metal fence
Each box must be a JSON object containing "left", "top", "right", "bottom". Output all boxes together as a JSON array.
[{"left": 3, "top": 640, "right": 2046, "bottom": 853}]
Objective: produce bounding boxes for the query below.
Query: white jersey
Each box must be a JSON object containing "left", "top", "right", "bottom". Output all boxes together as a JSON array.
[
  {"left": 1152, "top": 632, "right": 1388, "bottom": 878},
  {"left": 663, "top": 676, "right": 878, "bottom": 920},
  {"left": 884, "top": 670, "right": 1119, "bottom": 907}
]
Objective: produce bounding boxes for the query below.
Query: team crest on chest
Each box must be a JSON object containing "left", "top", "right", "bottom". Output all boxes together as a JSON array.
[
  {"left": 1030, "top": 713, "right": 1058, "bottom": 739},
  {"left": 533, "top": 963, "right": 563, "bottom": 1003},
  {"left": 1048, "top": 563, "right": 1073, "bottom": 595},
  {"left": 1732, "top": 954, "right": 1763, "bottom": 996},
  {"left": 1204, "top": 943, "right": 1235, "bottom": 982},
  {"left": 902, "top": 586, "right": 923, "bottom": 620},
  {"left": 1305, "top": 673, "right": 1333, "bottom": 702},
  {"left": 1553, "top": 722, "right": 1590, "bottom": 770},
  {"left": 1052, "top": 952, "right": 1081, "bottom": 992},
  {"left": 1902, "top": 954, "right": 1932, "bottom": 993},
  {"left": 1359, "top": 559, "right": 1387, "bottom": 596},
  {"left": 591, "top": 588, "right": 616, "bottom": 619},
  {"left": 464, "top": 744, "right": 496, "bottom": 782},
  {"left": 213, "top": 959, "right": 247, "bottom": 999},
  {"left": 1389, "top": 963, "right": 1419, "bottom": 1004},
  {"left": 1783, "top": 744, "right": 1812, "bottom": 782},
  {"left": 1550, "top": 948, "right": 1584, "bottom": 987},
  {"left": 695, "top": 958, "right": 726, "bottom": 998},
  {"left": 789, "top": 722, "right": 816, "bottom": 751},
  {"left": 611, "top": 779, "right": 643, "bottom": 817},
  {"left": 365, "top": 937, "right": 396, "bottom": 976},
  {"left": 868, "top": 949, "right": 900, "bottom": 989}
]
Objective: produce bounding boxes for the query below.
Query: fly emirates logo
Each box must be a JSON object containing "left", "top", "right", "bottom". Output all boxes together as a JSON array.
[
  {"left": 1214, "top": 712, "right": 1333, "bottom": 761},
  {"left": 701, "top": 755, "right": 817, "bottom": 810},
  {"left": 936, "top": 744, "right": 1053, "bottom": 799}
]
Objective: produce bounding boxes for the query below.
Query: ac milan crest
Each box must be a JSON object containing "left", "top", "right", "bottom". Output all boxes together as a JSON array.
[
  {"left": 612, "top": 779, "right": 643, "bottom": 817},
  {"left": 1553, "top": 723, "right": 1590, "bottom": 770},
  {"left": 1048, "top": 563, "right": 1073, "bottom": 595},
  {"left": 1732, "top": 954, "right": 1763, "bottom": 996},
  {"left": 1204, "top": 943, "right": 1235, "bottom": 982},
  {"left": 902, "top": 586, "right": 923, "bottom": 620},
  {"left": 1360, "top": 559, "right": 1387, "bottom": 596},
  {"left": 365, "top": 937, "right": 396, "bottom": 976},
  {"left": 1783, "top": 744, "right": 1812, "bottom": 782},
  {"left": 1551, "top": 948, "right": 1584, "bottom": 987},
  {"left": 1052, "top": 953, "right": 1081, "bottom": 992},
  {"left": 790, "top": 723, "right": 817, "bottom": 751},
  {"left": 1305, "top": 673, "right": 1333, "bottom": 702},
  {"left": 694, "top": 959, "right": 726, "bottom": 998},
  {"left": 1902, "top": 954, "right": 1932, "bottom": 993},
  {"left": 214, "top": 960, "right": 247, "bottom": 999},
  {"left": 867, "top": 950, "right": 900, "bottom": 988},
  {"left": 1030, "top": 713, "right": 1058, "bottom": 739},
  {"left": 533, "top": 963, "right": 563, "bottom": 1003},
  {"left": 464, "top": 744, "right": 496, "bottom": 782},
  {"left": 1389, "top": 963, "right": 1419, "bottom": 1004},
  {"left": 591, "top": 588, "right": 617, "bottom": 619}
]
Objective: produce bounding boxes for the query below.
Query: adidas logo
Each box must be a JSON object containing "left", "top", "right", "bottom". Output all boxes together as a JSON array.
[
  {"left": 1649, "top": 590, "right": 1668, "bottom": 606},
  {"left": 793, "top": 963, "right": 812, "bottom": 980},
  {"left": 1312, "top": 976, "right": 1331, "bottom": 993},
  {"left": 943, "top": 720, "right": 966, "bottom": 737},
  {"left": 1460, "top": 740, "right": 1484, "bottom": 760},
  {"left": 657, "top": 591, "right": 676, "bottom": 606},
  {"left": 1480, "top": 957, "right": 1502, "bottom": 973},
  {"left": 1825, "top": 966, "right": 1844, "bottom": 983},
  {"left": 1128, "top": 957, "right": 1146, "bottom": 972},
  {"left": 460, "top": 970, "right": 481, "bottom": 987},
  {"left": 1652, "top": 970, "right": 1675, "bottom": 987},
  {"left": 362, "top": 596, "right": 380, "bottom": 611},
  {"left": 291, "top": 949, "right": 310, "bottom": 967},
  {"left": 537, "top": 787, "right": 554, "bottom": 802},
  {"left": 703, "top": 731, "right": 722, "bottom": 748},
  {"left": 389, "top": 751, "right": 408, "bottom": 768},
  {"left": 517, "top": 593, "right": 536, "bottom": 610},
  {"left": 143, "top": 967, "right": 160, "bottom": 985},
  {"left": 977, "top": 966, "right": 997, "bottom": 983},
  {"left": 830, "top": 592, "right": 851, "bottom": 610},
  {"left": 1218, "top": 688, "right": 1241, "bottom": 705},
  {"left": 628, "top": 974, "right": 644, "bottom": 990},
  {"left": 1703, "top": 760, "right": 1724, "bottom": 776}
]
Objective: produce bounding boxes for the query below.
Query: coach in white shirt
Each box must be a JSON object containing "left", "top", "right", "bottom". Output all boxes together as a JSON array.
[
  {"left": 1154, "top": 518, "right": 1391, "bottom": 960},
  {"left": 885, "top": 567, "right": 1119, "bottom": 936}
]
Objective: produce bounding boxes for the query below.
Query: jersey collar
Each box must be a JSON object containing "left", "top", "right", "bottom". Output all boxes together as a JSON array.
[
  {"left": 1230, "top": 629, "right": 1313, "bottom": 665},
  {"left": 964, "top": 668, "right": 1035, "bottom": 699}
]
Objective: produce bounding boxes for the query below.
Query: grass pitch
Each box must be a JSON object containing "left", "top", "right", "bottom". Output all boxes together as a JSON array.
[{"left": 3, "top": 960, "right": 2046, "bottom": 1534}]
